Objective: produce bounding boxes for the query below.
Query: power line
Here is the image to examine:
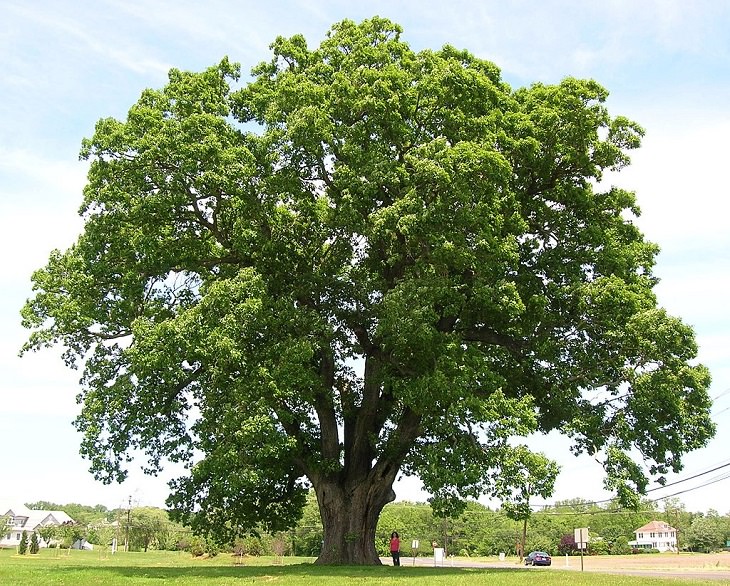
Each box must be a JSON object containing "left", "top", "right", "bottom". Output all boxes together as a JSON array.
[
  {"left": 390, "top": 459, "right": 730, "bottom": 515},
  {"left": 643, "top": 459, "right": 730, "bottom": 494},
  {"left": 643, "top": 471, "right": 730, "bottom": 505},
  {"left": 541, "top": 471, "right": 730, "bottom": 515},
  {"left": 530, "top": 459, "right": 730, "bottom": 512},
  {"left": 711, "top": 387, "right": 730, "bottom": 401},
  {"left": 712, "top": 404, "right": 730, "bottom": 417}
]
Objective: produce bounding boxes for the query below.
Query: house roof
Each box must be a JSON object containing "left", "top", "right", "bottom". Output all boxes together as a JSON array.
[
  {"left": 3, "top": 506, "right": 74, "bottom": 529},
  {"left": 635, "top": 520, "right": 676, "bottom": 533}
]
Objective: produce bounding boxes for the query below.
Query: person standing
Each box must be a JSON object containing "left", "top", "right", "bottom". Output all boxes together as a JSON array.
[{"left": 389, "top": 531, "right": 401, "bottom": 566}]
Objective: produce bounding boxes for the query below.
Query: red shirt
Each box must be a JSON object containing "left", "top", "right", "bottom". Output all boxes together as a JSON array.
[{"left": 390, "top": 537, "right": 400, "bottom": 552}]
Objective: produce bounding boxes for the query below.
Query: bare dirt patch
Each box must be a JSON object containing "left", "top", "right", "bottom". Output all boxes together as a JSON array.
[{"left": 558, "top": 552, "right": 730, "bottom": 571}]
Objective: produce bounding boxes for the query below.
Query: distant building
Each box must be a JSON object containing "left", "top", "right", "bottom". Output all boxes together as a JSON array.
[
  {"left": 1, "top": 506, "right": 74, "bottom": 548},
  {"left": 629, "top": 520, "right": 677, "bottom": 552}
]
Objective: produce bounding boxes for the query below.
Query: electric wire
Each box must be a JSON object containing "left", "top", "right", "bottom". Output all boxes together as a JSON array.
[{"left": 529, "top": 459, "right": 730, "bottom": 514}]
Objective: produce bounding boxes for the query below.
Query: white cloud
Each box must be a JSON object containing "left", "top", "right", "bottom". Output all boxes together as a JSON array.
[
  {"left": 0, "top": 147, "right": 88, "bottom": 196},
  {"left": 5, "top": 1, "right": 171, "bottom": 77},
  {"left": 0, "top": 149, "right": 86, "bottom": 275},
  {"left": 604, "top": 113, "right": 730, "bottom": 252}
]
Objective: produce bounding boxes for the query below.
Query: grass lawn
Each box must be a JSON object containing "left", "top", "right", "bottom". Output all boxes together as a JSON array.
[{"left": 0, "top": 548, "right": 724, "bottom": 585}]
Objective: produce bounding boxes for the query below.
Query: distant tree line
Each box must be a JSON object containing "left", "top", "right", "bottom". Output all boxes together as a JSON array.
[
  {"left": 377, "top": 497, "right": 730, "bottom": 556},
  {"left": 24, "top": 495, "right": 730, "bottom": 557}
]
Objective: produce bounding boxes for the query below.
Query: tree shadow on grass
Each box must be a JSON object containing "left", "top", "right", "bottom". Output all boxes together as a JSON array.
[{"left": 50, "top": 563, "right": 524, "bottom": 583}]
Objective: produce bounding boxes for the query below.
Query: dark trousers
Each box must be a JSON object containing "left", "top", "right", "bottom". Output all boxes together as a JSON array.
[{"left": 391, "top": 551, "right": 400, "bottom": 566}]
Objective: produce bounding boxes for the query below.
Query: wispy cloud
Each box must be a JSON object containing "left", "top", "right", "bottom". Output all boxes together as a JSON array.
[
  {"left": 0, "top": 147, "right": 88, "bottom": 195},
  {"left": 0, "top": 148, "right": 86, "bottom": 278},
  {"left": 4, "top": 1, "right": 171, "bottom": 77},
  {"left": 615, "top": 118, "right": 730, "bottom": 250}
]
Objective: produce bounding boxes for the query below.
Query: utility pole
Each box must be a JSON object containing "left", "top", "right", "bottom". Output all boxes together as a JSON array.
[
  {"left": 675, "top": 509, "right": 680, "bottom": 555},
  {"left": 125, "top": 496, "right": 131, "bottom": 552},
  {"left": 443, "top": 517, "right": 448, "bottom": 559}
]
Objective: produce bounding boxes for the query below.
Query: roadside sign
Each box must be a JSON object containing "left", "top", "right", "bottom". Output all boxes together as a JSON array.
[
  {"left": 574, "top": 527, "right": 589, "bottom": 548},
  {"left": 434, "top": 547, "right": 444, "bottom": 566},
  {"left": 574, "top": 527, "right": 589, "bottom": 572}
]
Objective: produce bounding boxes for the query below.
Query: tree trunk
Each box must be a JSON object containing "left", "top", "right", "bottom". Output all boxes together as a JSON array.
[
  {"left": 520, "top": 517, "right": 527, "bottom": 562},
  {"left": 313, "top": 477, "right": 396, "bottom": 564}
]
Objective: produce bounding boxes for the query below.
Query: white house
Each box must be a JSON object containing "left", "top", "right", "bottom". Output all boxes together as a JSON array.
[
  {"left": 1, "top": 506, "right": 75, "bottom": 549},
  {"left": 629, "top": 520, "right": 677, "bottom": 552}
]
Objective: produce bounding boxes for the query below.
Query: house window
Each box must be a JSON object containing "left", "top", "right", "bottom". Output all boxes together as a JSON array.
[{"left": 16, "top": 533, "right": 21, "bottom": 540}]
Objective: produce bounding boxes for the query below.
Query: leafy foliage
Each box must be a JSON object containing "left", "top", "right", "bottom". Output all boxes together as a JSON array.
[
  {"left": 22, "top": 17, "right": 714, "bottom": 563},
  {"left": 18, "top": 530, "right": 28, "bottom": 554},
  {"left": 29, "top": 532, "right": 40, "bottom": 554},
  {"left": 58, "top": 522, "right": 85, "bottom": 548},
  {"left": 26, "top": 501, "right": 113, "bottom": 526},
  {"left": 35, "top": 525, "right": 59, "bottom": 548},
  {"left": 128, "top": 507, "right": 171, "bottom": 552},
  {"left": 558, "top": 533, "right": 577, "bottom": 555},
  {"left": 685, "top": 512, "right": 725, "bottom": 552}
]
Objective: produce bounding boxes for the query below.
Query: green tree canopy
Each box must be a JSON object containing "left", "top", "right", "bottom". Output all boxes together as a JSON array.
[
  {"left": 128, "top": 507, "right": 171, "bottom": 552},
  {"left": 686, "top": 512, "right": 724, "bottom": 552},
  {"left": 22, "top": 17, "right": 714, "bottom": 564}
]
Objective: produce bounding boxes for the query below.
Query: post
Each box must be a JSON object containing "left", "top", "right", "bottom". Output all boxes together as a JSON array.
[
  {"left": 124, "top": 496, "right": 131, "bottom": 552},
  {"left": 675, "top": 511, "right": 680, "bottom": 554},
  {"left": 580, "top": 543, "right": 584, "bottom": 571},
  {"left": 442, "top": 517, "right": 448, "bottom": 559},
  {"left": 520, "top": 517, "right": 527, "bottom": 563},
  {"left": 574, "top": 527, "right": 589, "bottom": 572}
]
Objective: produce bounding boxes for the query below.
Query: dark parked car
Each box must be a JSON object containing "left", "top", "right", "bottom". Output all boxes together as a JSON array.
[{"left": 525, "top": 551, "right": 552, "bottom": 566}]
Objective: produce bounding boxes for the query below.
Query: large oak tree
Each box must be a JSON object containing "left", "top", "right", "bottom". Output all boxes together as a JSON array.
[{"left": 22, "top": 17, "right": 714, "bottom": 564}]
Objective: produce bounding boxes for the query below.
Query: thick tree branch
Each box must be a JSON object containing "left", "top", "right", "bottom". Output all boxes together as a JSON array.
[
  {"left": 458, "top": 327, "right": 525, "bottom": 352},
  {"left": 313, "top": 347, "right": 340, "bottom": 464}
]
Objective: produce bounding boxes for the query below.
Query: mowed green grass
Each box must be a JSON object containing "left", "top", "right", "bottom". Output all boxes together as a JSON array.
[{"left": 0, "top": 548, "right": 722, "bottom": 586}]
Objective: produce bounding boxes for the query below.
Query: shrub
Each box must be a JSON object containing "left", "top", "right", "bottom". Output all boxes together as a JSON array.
[
  {"left": 236, "top": 535, "right": 265, "bottom": 556},
  {"left": 527, "top": 537, "right": 554, "bottom": 555},
  {"left": 232, "top": 538, "right": 247, "bottom": 557},
  {"left": 610, "top": 540, "right": 632, "bottom": 555},
  {"left": 30, "top": 533, "right": 40, "bottom": 554},
  {"left": 588, "top": 539, "right": 609, "bottom": 556},
  {"left": 558, "top": 533, "right": 577, "bottom": 555},
  {"left": 188, "top": 536, "right": 206, "bottom": 557},
  {"left": 18, "top": 531, "right": 28, "bottom": 555},
  {"left": 271, "top": 534, "right": 288, "bottom": 557},
  {"left": 206, "top": 541, "right": 220, "bottom": 557}
]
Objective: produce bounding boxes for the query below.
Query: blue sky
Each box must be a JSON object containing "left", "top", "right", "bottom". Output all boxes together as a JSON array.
[{"left": 2, "top": 0, "right": 729, "bottom": 515}]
